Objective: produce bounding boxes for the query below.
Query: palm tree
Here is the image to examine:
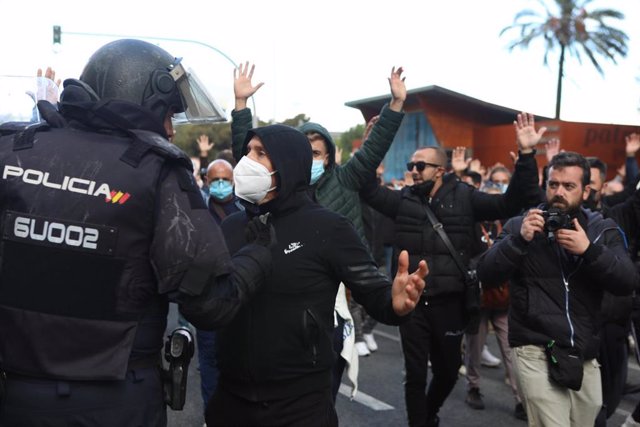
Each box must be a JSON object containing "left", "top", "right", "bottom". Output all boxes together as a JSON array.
[{"left": 500, "top": 0, "right": 628, "bottom": 119}]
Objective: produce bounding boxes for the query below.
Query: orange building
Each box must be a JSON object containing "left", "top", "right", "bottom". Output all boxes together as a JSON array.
[{"left": 346, "top": 86, "right": 640, "bottom": 182}]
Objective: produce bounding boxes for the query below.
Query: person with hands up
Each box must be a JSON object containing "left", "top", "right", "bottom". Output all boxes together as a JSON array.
[
  {"left": 359, "top": 111, "right": 543, "bottom": 427},
  {"left": 231, "top": 62, "right": 409, "bottom": 400},
  {"left": 211, "top": 123, "right": 427, "bottom": 427},
  {"left": 477, "top": 151, "right": 637, "bottom": 427}
]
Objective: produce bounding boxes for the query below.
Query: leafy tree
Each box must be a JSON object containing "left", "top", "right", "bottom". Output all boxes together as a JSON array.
[
  {"left": 173, "top": 122, "right": 231, "bottom": 161},
  {"left": 172, "top": 113, "right": 362, "bottom": 166},
  {"left": 172, "top": 113, "right": 311, "bottom": 162},
  {"left": 338, "top": 123, "right": 365, "bottom": 164},
  {"left": 279, "top": 113, "right": 309, "bottom": 129},
  {"left": 500, "top": 0, "right": 628, "bottom": 119}
]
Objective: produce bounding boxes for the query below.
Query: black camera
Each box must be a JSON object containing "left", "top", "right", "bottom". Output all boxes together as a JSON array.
[{"left": 542, "top": 208, "right": 574, "bottom": 233}]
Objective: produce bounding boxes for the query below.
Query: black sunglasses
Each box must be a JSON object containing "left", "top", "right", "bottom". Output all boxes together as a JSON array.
[{"left": 406, "top": 161, "right": 441, "bottom": 172}]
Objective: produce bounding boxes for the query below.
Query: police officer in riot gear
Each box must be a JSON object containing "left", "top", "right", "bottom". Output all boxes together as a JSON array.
[{"left": 0, "top": 39, "right": 272, "bottom": 426}]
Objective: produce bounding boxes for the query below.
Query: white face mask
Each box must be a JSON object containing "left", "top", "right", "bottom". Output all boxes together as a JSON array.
[{"left": 233, "top": 156, "right": 277, "bottom": 204}]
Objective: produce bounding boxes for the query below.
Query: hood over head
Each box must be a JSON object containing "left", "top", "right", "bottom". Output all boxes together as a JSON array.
[
  {"left": 242, "top": 124, "right": 312, "bottom": 213},
  {"left": 298, "top": 121, "right": 336, "bottom": 169}
]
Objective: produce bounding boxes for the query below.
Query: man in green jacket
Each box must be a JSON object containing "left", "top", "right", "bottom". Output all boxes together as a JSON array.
[{"left": 231, "top": 63, "right": 406, "bottom": 399}]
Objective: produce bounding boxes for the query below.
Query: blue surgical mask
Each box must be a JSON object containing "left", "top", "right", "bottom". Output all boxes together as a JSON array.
[
  {"left": 310, "top": 159, "right": 325, "bottom": 185},
  {"left": 497, "top": 183, "right": 508, "bottom": 194},
  {"left": 209, "top": 179, "right": 233, "bottom": 200}
]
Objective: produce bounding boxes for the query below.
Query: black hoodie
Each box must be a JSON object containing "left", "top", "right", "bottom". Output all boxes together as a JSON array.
[{"left": 219, "top": 125, "right": 405, "bottom": 401}]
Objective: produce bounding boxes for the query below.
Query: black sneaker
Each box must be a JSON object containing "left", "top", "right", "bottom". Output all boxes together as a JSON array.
[
  {"left": 514, "top": 402, "right": 527, "bottom": 421},
  {"left": 465, "top": 387, "right": 485, "bottom": 410}
]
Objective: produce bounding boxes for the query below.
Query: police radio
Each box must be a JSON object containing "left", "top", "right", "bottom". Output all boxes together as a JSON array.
[{"left": 162, "top": 326, "right": 195, "bottom": 410}]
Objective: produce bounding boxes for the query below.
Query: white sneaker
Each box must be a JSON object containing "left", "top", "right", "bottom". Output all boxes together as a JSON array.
[
  {"left": 458, "top": 364, "right": 467, "bottom": 376},
  {"left": 481, "top": 345, "right": 501, "bottom": 368},
  {"left": 356, "top": 341, "right": 371, "bottom": 356},
  {"left": 363, "top": 333, "right": 378, "bottom": 352},
  {"left": 623, "top": 414, "right": 640, "bottom": 427}
]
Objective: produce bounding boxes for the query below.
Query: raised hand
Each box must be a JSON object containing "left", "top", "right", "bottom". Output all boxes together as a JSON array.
[
  {"left": 625, "top": 133, "right": 640, "bottom": 157},
  {"left": 388, "top": 66, "right": 406, "bottom": 112},
  {"left": 36, "top": 66, "right": 61, "bottom": 104},
  {"left": 362, "top": 115, "right": 380, "bottom": 142},
  {"left": 451, "top": 146, "right": 471, "bottom": 174},
  {"left": 392, "top": 250, "right": 428, "bottom": 316},
  {"left": 37, "top": 67, "right": 62, "bottom": 87},
  {"left": 514, "top": 112, "right": 547, "bottom": 154},
  {"left": 468, "top": 158, "right": 483, "bottom": 174},
  {"left": 335, "top": 146, "right": 343, "bottom": 166},
  {"left": 197, "top": 134, "right": 214, "bottom": 157},
  {"left": 234, "top": 62, "right": 264, "bottom": 110},
  {"left": 545, "top": 138, "right": 562, "bottom": 162}
]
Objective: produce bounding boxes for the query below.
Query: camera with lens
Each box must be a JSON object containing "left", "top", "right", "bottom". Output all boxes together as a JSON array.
[{"left": 542, "top": 208, "right": 574, "bottom": 233}]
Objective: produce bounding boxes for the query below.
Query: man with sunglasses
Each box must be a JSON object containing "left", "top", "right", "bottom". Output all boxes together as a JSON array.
[{"left": 361, "top": 113, "right": 544, "bottom": 427}]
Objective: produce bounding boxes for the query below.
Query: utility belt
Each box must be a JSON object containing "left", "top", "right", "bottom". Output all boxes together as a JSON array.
[{"left": 0, "top": 328, "right": 194, "bottom": 411}]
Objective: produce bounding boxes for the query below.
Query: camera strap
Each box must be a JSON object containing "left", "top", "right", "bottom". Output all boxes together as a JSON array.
[{"left": 424, "top": 205, "right": 472, "bottom": 281}]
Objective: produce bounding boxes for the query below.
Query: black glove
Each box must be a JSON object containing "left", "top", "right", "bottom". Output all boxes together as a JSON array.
[{"left": 245, "top": 213, "right": 277, "bottom": 249}]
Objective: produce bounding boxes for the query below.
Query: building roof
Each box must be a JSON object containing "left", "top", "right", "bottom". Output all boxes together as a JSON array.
[{"left": 345, "top": 85, "right": 552, "bottom": 125}]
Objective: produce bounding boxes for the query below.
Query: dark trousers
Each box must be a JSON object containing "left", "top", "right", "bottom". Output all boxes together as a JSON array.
[
  {"left": 0, "top": 367, "right": 166, "bottom": 427},
  {"left": 205, "top": 386, "right": 338, "bottom": 427},
  {"left": 594, "top": 322, "right": 629, "bottom": 427},
  {"left": 196, "top": 328, "right": 219, "bottom": 408},
  {"left": 400, "top": 296, "right": 466, "bottom": 427}
]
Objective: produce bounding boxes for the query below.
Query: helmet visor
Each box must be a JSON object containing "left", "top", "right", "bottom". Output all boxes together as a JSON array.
[{"left": 169, "top": 61, "right": 226, "bottom": 125}]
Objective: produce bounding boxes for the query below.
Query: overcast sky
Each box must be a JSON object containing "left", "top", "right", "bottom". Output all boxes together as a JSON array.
[{"left": 2, "top": 0, "right": 639, "bottom": 131}]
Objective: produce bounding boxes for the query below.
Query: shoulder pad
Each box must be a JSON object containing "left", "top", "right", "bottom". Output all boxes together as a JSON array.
[
  {"left": 0, "top": 122, "right": 50, "bottom": 151},
  {"left": 0, "top": 121, "right": 32, "bottom": 136},
  {"left": 122, "top": 129, "right": 193, "bottom": 171}
]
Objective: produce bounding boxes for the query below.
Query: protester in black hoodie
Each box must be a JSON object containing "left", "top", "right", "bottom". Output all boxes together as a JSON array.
[{"left": 208, "top": 124, "right": 428, "bottom": 426}]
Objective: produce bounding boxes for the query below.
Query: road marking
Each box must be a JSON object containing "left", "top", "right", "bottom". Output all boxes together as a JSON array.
[
  {"left": 339, "top": 384, "right": 395, "bottom": 410},
  {"left": 616, "top": 407, "right": 631, "bottom": 418}
]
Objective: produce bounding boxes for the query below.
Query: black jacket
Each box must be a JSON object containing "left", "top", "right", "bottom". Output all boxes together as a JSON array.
[
  {"left": 219, "top": 125, "right": 404, "bottom": 401},
  {"left": 476, "top": 206, "right": 637, "bottom": 359},
  {"left": 361, "top": 151, "right": 540, "bottom": 300}
]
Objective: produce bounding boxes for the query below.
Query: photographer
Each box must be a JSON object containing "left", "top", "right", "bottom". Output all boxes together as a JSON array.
[{"left": 477, "top": 151, "right": 638, "bottom": 427}]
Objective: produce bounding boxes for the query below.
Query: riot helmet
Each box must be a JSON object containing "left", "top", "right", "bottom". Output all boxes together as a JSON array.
[{"left": 79, "top": 39, "right": 225, "bottom": 132}]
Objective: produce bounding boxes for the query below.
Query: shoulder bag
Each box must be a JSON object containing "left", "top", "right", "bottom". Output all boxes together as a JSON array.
[{"left": 423, "top": 205, "right": 481, "bottom": 333}]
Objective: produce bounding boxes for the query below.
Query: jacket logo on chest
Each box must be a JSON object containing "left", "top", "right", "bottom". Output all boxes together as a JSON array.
[
  {"left": 3, "top": 165, "right": 131, "bottom": 205},
  {"left": 284, "top": 242, "right": 304, "bottom": 254}
]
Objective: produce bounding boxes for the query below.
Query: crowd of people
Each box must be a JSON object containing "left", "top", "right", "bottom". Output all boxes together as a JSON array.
[{"left": 1, "top": 38, "right": 640, "bottom": 427}]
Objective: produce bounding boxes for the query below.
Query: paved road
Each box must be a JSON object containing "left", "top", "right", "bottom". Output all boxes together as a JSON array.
[{"left": 167, "top": 306, "right": 640, "bottom": 426}]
